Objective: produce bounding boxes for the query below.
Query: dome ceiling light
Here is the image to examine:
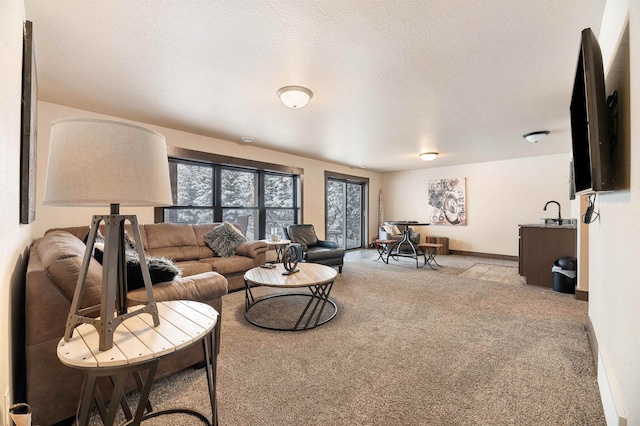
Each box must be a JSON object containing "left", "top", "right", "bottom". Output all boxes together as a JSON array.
[
  {"left": 277, "top": 86, "right": 313, "bottom": 108},
  {"left": 419, "top": 152, "right": 439, "bottom": 161},
  {"left": 522, "top": 131, "right": 550, "bottom": 143}
]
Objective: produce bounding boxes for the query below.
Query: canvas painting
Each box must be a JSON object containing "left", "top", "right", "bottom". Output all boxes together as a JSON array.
[{"left": 428, "top": 178, "right": 466, "bottom": 226}]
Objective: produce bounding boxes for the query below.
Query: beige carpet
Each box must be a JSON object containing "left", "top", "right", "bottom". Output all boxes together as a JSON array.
[
  {"left": 458, "top": 263, "right": 524, "bottom": 285},
  {"left": 87, "top": 251, "right": 604, "bottom": 425}
]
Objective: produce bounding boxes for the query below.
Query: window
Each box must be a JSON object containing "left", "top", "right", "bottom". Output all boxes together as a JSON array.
[
  {"left": 164, "top": 161, "right": 214, "bottom": 224},
  {"left": 156, "top": 147, "right": 302, "bottom": 240},
  {"left": 265, "top": 174, "right": 296, "bottom": 234},
  {"left": 221, "top": 168, "right": 258, "bottom": 239}
]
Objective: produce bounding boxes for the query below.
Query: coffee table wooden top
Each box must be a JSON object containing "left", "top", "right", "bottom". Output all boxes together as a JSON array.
[{"left": 245, "top": 263, "right": 337, "bottom": 288}]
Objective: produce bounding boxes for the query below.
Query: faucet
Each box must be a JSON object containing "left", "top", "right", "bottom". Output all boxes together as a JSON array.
[{"left": 543, "top": 201, "right": 562, "bottom": 225}]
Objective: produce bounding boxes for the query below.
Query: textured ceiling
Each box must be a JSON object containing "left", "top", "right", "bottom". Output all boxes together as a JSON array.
[{"left": 25, "top": 0, "right": 607, "bottom": 173}]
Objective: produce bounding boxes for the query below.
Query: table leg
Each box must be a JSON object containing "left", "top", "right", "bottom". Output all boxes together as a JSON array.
[
  {"left": 374, "top": 243, "right": 389, "bottom": 263},
  {"left": 385, "top": 240, "right": 401, "bottom": 263},
  {"left": 245, "top": 279, "right": 256, "bottom": 311},
  {"left": 389, "top": 230, "right": 422, "bottom": 268},
  {"left": 274, "top": 245, "right": 285, "bottom": 263},
  {"left": 295, "top": 282, "right": 334, "bottom": 329},
  {"left": 76, "top": 360, "right": 159, "bottom": 426},
  {"left": 245, "top": 284, "right": 338, "bottom": 331},
  {"left": 134, "top": 329, "right": 218, "bottom": 426},
  {"left": 422, "top": 246, "right": 442, "bottom": 270},
  {"left": 202, "top": 327, "right": 218, "bottom": 426}
]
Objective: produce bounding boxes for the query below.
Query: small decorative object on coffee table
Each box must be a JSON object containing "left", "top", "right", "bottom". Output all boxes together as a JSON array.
[
  {"left": 244, "top": 263, "right": 337, "bottom": 331},
  {"left": 282, "top": 245, "right": 300, "bottom": 275}
]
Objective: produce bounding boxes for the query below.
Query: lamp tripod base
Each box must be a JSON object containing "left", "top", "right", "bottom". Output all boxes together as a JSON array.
[{"left": 63, "top": 213, "right": 160, "bottom": 351}]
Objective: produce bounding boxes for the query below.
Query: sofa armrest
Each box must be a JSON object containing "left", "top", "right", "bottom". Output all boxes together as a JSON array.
[
  {"left": 127, "top": 271, "right": 228, "bottom": 305},
  {"left": 235, "top": 240, "right": 269, "bottom": 259}
]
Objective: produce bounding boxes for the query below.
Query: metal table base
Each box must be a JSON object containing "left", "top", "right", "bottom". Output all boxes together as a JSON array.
[{"left": 245, "top": 281, "right": 337, "bottom": 331}]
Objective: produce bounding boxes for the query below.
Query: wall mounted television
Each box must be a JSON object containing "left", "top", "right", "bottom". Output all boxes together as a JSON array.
[{"left": 570, "top": 28, "right": 614, "bottom": 195}]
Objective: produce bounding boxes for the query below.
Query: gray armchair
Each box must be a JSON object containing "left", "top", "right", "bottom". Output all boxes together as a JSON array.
[{"left": 283, "top": 224, "right": 345, "bottom": 273}]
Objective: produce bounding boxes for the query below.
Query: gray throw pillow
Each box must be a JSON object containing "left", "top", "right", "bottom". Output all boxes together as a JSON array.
[{"left": 204, "top": 222, "right": 248, "bottom": 257}]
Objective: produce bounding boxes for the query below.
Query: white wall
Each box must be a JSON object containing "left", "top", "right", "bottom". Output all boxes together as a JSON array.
[
  {"left": 382, "top": 154, "right": 572, "bottom": 256},
  {"left": 0, "top": 0, "right": 35, "bottom": 421},
  {"left": 34, "top": 101, "right": 382, "bottom": 242},
  {"left": 589, "top": 0, "right": 639, "bottom": 423}
]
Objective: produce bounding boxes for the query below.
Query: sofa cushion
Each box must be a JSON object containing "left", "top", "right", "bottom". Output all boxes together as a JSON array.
[
  {"left": 37, "top": 230, "right": 103, "bottom": 309},
  {"left": 203, "top": 222, "right": 247, "bottom": 257},
  {"left": 128, "top": 271, "right": 228, "bottom": 305},
  {"left": 199, "top": 256, "right": 255, "bottom": 275},
  {"left": 142, "top": 223, "right": 203, "bottom": 261},
  {"left": 173, "top": 260, "right": 213, "bottom": 276}
]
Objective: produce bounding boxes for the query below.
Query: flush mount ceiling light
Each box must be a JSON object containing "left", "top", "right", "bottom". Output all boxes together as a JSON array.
[
  {"left": 241, "top": 136, "right": 254, "bottom": 143},
  {"left": 522, "top": 130, "right": 550, "bottom": 143},
  {"left": 277, "top": 86, "right": 313, "bottom": 108},
  {"left": 419, "top": 152, "right": 438, "bottom": 161}
]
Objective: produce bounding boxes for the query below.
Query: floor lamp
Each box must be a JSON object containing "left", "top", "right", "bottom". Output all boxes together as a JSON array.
[{"left": 44, "top": 118, "right": 173, "bottom": 350}]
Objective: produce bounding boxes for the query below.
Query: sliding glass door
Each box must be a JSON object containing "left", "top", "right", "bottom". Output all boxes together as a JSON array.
[{"left": 326, "top": 173, "right": 367, "bottom": 250}]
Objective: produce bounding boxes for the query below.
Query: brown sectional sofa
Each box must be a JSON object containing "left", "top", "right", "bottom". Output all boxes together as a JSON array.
[{"left": 25, "top": 222, "right": 268, "bottom": 426}]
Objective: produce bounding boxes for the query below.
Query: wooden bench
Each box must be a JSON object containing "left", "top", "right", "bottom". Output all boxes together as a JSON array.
[{"left": 418, "top": 243, "right": 443, "bottom": 270}]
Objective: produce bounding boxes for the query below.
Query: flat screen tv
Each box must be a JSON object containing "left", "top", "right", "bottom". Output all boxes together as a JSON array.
[{"left": 570, "top": 28, "right": 614, "bottom": 195}]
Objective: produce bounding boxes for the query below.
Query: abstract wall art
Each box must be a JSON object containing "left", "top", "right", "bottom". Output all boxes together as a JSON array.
[{"left": 428, "top": 178, "right": 466, "bottom": 226}]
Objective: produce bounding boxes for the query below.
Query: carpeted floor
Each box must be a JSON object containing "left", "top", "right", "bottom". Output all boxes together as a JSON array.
[{"left": 87, "top": 251, "right": 605, "bottom": 425}]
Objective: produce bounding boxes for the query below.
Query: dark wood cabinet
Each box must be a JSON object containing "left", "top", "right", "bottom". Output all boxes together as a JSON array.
[{"left": 519, "top": 226, "right": 577, "bottom": 288}]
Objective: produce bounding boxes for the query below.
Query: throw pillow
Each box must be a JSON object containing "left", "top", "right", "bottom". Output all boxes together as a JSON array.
[
  {"left": 382, "top": 225, "right": 395, "bottom": 234},
  {"left": 92, "top": 247, "right": 182, "bottom": 290},
  {"left": 203, "top": 221, "right": 248, "bottom": 257},
  {"left": 126, "top": 255, "right": 182, "bottom": 290},
  {"left": 88, "top": 229, "right": 181, "bottom": 290}
]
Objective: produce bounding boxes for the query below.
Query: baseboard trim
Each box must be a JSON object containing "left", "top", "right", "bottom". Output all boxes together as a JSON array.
[
  {"left": 585, "top": 314, "right": 598, "bottom": 368},
  {"left": 449, "top": 250, "right": 518, "bottom": 262},
  {"left": 575, "top": 289, "right": 589, "bottom": 301}
]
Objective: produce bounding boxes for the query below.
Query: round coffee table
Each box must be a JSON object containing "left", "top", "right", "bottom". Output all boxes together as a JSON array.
[{"left": 244, "top": 263, "right": 338, "bottom": 331}]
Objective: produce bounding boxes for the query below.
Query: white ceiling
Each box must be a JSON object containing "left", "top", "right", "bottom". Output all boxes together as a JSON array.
[{"left": 25, "top": 0, "right": 607, "bottom": 173}]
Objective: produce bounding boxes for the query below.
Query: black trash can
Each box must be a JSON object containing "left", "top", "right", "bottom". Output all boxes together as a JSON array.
[{"left": 552, "top": 257, "right": 577, "bottom": 294}]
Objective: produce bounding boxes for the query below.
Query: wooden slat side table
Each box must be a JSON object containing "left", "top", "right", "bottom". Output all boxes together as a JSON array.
[
  {"left": 260, "top": 239, "right": 291, "bottom": 263},
  {"left": 57, "top": 300, "right": 219, "bottom": 426}
]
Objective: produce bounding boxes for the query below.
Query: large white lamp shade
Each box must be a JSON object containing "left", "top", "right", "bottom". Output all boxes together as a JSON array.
[{"left": 44, "top": 118, "right": 173, "bottom": 207}]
